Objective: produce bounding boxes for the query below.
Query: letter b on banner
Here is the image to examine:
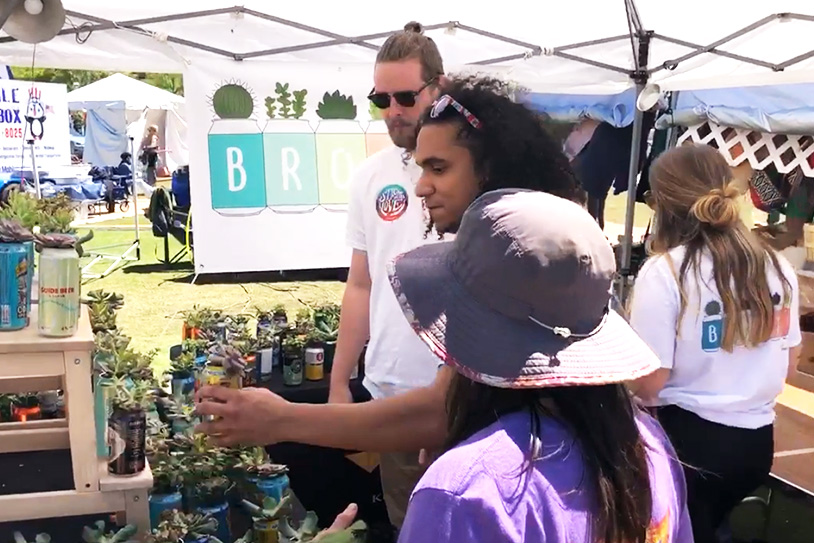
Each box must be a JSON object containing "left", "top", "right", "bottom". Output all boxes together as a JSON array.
[
  {"left": 208, "top": 127, "right": 266, "bottom": 210},
  {"left": 263, "top": 124, "right": 319, "bottom": 206},
  {"left": 315, "top": 122, "right": 367, "bottom": 205}
]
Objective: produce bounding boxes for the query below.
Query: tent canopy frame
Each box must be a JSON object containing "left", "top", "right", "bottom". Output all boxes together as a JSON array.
[{"left": 1, "top": 5, "right": 812, "bottom": 78}]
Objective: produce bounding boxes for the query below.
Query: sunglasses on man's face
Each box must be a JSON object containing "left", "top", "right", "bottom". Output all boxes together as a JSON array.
[{"left": 368, "top": 79, "right": 435, "bottom": 110}]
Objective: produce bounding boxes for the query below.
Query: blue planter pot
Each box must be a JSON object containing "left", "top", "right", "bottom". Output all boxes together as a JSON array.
[
  {"left": 195, "top": 502, "right": 230, "bottom": 543},
  {"left": 171, "top": 371, "right": 195, "bottom": 399},
  {"left": 149, "top": 491, "right": 183, "bottom": 529},
  {"left": 250, "top": 474, "right": 290, "bottom": 503},
  {"left": 0, "top": 241, "right": 32, "bottom": 331}
]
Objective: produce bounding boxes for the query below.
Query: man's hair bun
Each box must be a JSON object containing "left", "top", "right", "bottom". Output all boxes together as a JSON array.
[{"left": 403, "top": 21, "right": 424, "bottom": 34}]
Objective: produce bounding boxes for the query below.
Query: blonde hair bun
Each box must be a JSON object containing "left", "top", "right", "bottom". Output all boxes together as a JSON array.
[
  {"left": 690, "top": 184, "right": 741, "bottom": 229},
  {"left": 403, "top": 21, "right": 424, "bottom": 34}
]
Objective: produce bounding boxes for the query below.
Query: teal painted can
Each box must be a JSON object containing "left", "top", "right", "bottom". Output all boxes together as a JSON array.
[
  {"left": 251, "top": 474, "right": 290, "bottom": 503},
  {"left": 23, "top": 240, "right": 34, "bottom": 324},
  {"left": 149, "top": 491, "right": 183, "bottom": 529},
  {"left": 196, "top": 502, "right": 231, "bottom": 543},
  {"left": 0, "top": 241, "right": 31, "bottom": 331},
  {"left": 93, "top": 374, "right": 133, "bottom": 457},
  {"left": 171, "top": 371, "right": 195, "bottom": 399}
]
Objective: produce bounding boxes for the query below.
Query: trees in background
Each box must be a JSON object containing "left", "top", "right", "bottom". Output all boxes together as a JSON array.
[{"left": 9, "top": 67, "right": 184, "bottom": 96}]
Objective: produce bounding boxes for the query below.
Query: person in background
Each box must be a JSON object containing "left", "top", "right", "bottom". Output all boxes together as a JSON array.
[
  {"left": 629, "top": 143, "right": 802, "bottom": 543},
  {"left": 140, "top": 124, "right": 160, "bottom": 186},
  {"left": 196, "top": 76, "right": 585, "bottom": 469},
  {"left": 391, "top": 188, "right": 691, "bottom": 543}
]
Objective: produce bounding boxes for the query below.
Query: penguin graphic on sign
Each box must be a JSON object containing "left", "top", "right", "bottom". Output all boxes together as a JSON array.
[
  {"left": 701, "top": 300, "right": 723, "bottom": 352},
  {"left": 24, "top": 87, "right": 46, "bottom": 140}
]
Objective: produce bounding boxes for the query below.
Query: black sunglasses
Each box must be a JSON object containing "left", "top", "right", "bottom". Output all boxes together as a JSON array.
[{"left": 368, "top": 78, "right": 436, "bottom": 110}]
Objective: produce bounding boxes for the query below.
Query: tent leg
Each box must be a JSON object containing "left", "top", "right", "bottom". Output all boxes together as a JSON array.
[{"left": 617, "top": 81, "right": 647, "bottom": 305}]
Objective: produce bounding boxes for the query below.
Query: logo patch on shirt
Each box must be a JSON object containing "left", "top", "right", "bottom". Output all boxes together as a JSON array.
[
  {"left": 376, "top": 184, "right": 409, "bottom": 221},
  {"left": 770, "top": 291, "right": 791, "bottom": 340},
  {"left": 701, "top": 300, "right": 723, "bottom": 352}
]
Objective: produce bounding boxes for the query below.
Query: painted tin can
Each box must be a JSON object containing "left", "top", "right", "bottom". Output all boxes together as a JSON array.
[
  {"left": 305, "top": 346, "right": 324, "bottom": 381},
  {"left": 253, "top": 519, "right": 279, "bottom": 543},
  {"left": 193, "top": 354, "right": 208, "bottom": 392},
  {"left": 12, "top": 404, "right": 41, "bottom": 422},
  {"left": 38, "top": 246, "right": 81, "bottom": 337},
  {"left": 149, "top": 491, "right": 183, "bottom": 529},
  {"left": 256, "top": 348, "right": 275, "bottom": 382},
  {"left": 283, "top": 354, "right": 303, "bottom": 386},
  {"left": 108, "top": 408, "right": 147, "bottom": 476},
  {"left": 203, "top": 364, "right": 242, "bottom": 389},
  {"left": 251, "top": 474, "right": 290, "bottom": 503},
  {"left": 37, "top": 390, "right": 59, "bottom": 419},
  {"left": 257, "top": 317, "right": 272, "bottom": 337},
  {"left": 0, "top": 242, "right": 31, "bottom": 331},
  {"left": 196, "top": 502, "right": 231, "bottom": 543},
  {"left": 272, "top": 313, "right": 287, "bottom": 328},
  {"left": 23, "top": 241, "right": 34, "bottom": 324},
  {"left": 171, "top": 371, "right": 195, "bottom": 399},
  {"left": 93, "top": 376, "right": 116, "bottom": 457}
]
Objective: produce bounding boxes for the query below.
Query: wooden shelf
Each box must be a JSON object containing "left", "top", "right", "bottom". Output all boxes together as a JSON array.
[{"left": 0, "top": 306, "right": 152, "bottom": 537}]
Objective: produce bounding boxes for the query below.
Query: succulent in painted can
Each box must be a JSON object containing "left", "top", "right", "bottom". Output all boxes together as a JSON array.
[{"left": 212, "top": 82, "right": 255, "bottom": 119}]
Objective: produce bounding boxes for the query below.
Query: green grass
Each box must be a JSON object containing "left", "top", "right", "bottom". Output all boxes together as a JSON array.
[
  {"left": 605, "top": 193, "right": 654, "bottom": 229},
  {"left": 76, "top": 226, "right": 343, "bottom": 373}
]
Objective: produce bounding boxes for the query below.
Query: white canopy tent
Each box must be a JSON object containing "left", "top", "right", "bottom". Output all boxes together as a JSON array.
[
  {"left": 2, "top": 0, "right": 813, "bottom": 276},
  {"left": 67, "top": 72, "right": 187, "bottom": 170}
]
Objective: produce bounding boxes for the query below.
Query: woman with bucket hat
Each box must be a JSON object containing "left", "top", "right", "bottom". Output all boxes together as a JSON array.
[
  {"left": 629, "top": 144, "right": 802, "bottom": 543},
  {"left": 390, "top": 189, "right": 692, "bottom": 542}
]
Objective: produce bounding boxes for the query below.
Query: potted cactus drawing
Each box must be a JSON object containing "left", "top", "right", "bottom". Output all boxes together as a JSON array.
[
  {"left": 314, "top": 91, "right": 367, "bottom": 207},
  {"left": 263, "top": 83, "right": 318, "bottom": 208},
  {"left": 207, "top": 80, "right": 267, "bottom": 213}
]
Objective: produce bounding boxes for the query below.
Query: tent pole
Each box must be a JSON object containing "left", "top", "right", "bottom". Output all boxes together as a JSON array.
[
  {"left": 130, "top": 135, "right": 140, "bottom": 260},
  {"left": 618, "top": 86, "right": 646, "bottom": 301}
]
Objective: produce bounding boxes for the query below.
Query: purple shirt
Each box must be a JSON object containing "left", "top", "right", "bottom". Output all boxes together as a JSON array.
[{"left": 399, "top": 410, "right": 692, "bottom": 543}]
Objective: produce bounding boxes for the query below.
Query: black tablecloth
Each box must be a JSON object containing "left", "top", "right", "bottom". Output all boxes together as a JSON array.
[{"left": 261, "top": 368, "right": 395, "bottom": 542}]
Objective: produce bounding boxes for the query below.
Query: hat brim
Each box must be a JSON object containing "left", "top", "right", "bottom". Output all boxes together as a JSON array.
[{"left": 388, "top": 242, "right": 661, "bottom": 389}]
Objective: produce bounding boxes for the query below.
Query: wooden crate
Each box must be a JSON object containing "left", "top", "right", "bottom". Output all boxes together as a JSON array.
[{"left": 0, "top": 306, "right": 152, "bottom": 537}]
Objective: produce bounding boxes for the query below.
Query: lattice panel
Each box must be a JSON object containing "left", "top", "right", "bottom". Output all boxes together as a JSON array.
[{"left": 678, "top": 121, "right": 814, "bottom": 177}]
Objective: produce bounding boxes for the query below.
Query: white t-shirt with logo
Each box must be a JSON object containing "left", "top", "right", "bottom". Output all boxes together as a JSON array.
[
  {"left": 629, "top": 246, "right": 801, "bottom": 429},
  {"left": 346, "top": 145, "right": 442, "bottom": 399}
]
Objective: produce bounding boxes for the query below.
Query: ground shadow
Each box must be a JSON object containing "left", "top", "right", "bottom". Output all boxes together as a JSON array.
[{"left": 163, "top": 267, "right": 349, "bottom": 285}]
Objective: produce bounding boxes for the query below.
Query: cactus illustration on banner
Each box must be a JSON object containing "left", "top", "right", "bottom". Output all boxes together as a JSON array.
[
  {"left": 315, "top": 91, "right": 366, "bottom": 206},
  {"left": 207, "top": 81, "right": 266, "bottom": 211},
  {"left": 264, "top": 83, "right": 317, "bottom": 207}
]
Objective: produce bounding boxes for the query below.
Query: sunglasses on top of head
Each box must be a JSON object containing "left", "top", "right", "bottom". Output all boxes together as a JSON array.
[{"left": 368, "top": 78, "right": 437, "bottom": 110}]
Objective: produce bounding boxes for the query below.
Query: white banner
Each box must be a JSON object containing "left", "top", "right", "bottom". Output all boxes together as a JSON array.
[
  {"left": 0, "top": 79, "right": 70, "bottom": 174},
  {"left": 184, "top": 59, "right": 393, "bottom": 274}
]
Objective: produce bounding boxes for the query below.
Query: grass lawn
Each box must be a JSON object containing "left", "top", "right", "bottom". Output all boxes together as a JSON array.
[{"left": 76, "top": 226, "right": 344, "bottom": 373}]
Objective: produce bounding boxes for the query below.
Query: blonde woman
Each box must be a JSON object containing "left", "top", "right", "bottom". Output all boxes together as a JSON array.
[
  {"left": 140, "top": 124, "right": 160, "bottom": 185},
  {"left": 629, "top": 144, "right": 802, "bottom": 543}
]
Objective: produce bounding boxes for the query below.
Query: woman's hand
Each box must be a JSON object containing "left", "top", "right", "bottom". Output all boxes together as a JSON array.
[{"left": 313, "top": 504, "right": 359, "bottom": 542}]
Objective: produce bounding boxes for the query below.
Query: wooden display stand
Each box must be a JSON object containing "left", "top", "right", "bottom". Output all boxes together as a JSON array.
[{"left": 0, "top": 306, "right": 152, "bottom": 537}]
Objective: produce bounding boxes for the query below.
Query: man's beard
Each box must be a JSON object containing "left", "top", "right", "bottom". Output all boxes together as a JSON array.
[{"left": 386, "top": 120, "right": 417, "bottom": 151}]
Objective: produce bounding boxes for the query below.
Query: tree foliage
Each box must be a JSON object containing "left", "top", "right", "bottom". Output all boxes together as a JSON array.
[{"left": 9, "top": 67, "right": 184, "bottom": 96}]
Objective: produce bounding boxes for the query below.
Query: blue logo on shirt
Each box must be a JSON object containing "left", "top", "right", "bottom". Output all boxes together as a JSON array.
[{"left": 701, "top": 300, "right": 723, "bottom": 352}]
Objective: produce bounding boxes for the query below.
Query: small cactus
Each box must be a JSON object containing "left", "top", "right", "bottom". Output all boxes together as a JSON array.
[{"left": 211, "top": 82, "right": 254, "bottom": 119}]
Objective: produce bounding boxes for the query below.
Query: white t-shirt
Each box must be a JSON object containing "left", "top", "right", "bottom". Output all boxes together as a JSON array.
[
  {"left": 629, "top": 246, "right": 801, "bottom": 429},
  {"left": 346, "top": 145, "right": 442, "bottom": 399}
]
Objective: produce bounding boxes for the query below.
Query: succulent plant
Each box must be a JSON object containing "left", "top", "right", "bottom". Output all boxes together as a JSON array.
[
  {"left": 13, "top": 532, "right": 51, "bottom": 543},
  {"left": 0, "top": 190, "right": 41, "bottom": 230},
  {"left": 147, "top": 510, "right": 222, "bottom": 543},
  {"left": 313, "top": 521, "right": 368, "bottom": 543},
  {"left": 0, "top": 218, "right": 34, "bottom": 242},
  {"left": 211, "top": 82, "right": 254, "bottom": 119},
  {"left": 313, "top": 302, "right": 340, "bottom": 343},
  {"left": 242, "top": 493, "right": 293, "bottom": 522},
  {"left": 282, "top": 334, "right": 307, "bottom": 357},
  {"left": 279, "top": 512, "right": 320, "bottom": 542},
  {"left": 170, "top": 349, "right": 197, "bottom": 375},
  {"left": 316, "top": 91, "right": 357, "bottom": 120},
  {"left": 110, "top": 378, "right": 155, "bottom": 413},
  {"left": 86, "top": 290, "right": 125, "bottom": 310},
  {"left": 235, "top": 446, "right": 288, "bottom": 478},
  {"left": 81, "top": 521, "right": 138, "bottom": 543},
  {"left": 34, "top": 227, "right": 94, "bottom": 257},
  {"left": 207, "top": 343, "right": 247, "bottom": 378}
]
